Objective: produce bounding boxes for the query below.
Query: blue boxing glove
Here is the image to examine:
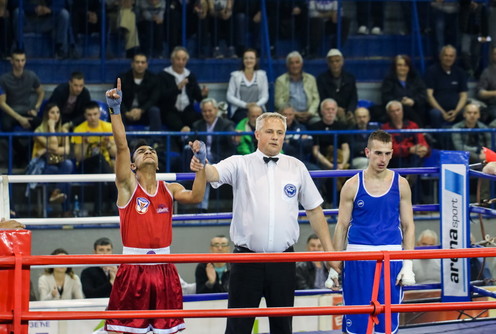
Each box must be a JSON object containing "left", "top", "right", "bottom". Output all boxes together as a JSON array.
[
  {"left": 105, "top": 88, "right": 122, "bottom": 115},
  {"left": 192, "top": 141, "right": 206, "bottom": 165}
]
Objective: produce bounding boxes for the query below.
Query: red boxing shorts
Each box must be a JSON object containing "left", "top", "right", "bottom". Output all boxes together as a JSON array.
[{"left": 105, "top": 263, "right": 185, "bottom": 334}]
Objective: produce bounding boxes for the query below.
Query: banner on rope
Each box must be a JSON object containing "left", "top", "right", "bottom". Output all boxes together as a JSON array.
[{"left": 440, "top": 151, "right": 470, "bottom": 302}]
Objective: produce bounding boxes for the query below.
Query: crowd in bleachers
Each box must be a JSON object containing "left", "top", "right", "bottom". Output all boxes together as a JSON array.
[
  {"left": 2, "top": 0, "right": 496, "bottom": 217},
  {"left": 0, "top": 0, "right": 495, "bottom": 61}
]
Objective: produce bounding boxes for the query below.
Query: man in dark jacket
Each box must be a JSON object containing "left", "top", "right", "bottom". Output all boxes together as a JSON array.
[
  {"left": 195, "top": 235, "right": 231, "bottom": 293},
  {"left": 296, "top": 234, "right": 330, "bottom": 289},
  {"left": 187, "top": 98, "right": 236, "bottom": 212},
  {"left": 316, "top": 48, "right": 358, "bottom": 127},
  {"left": 118, "top": 53, "right": 161, "bottom": 133},
  {"left": 157, "top": 46, "right": 208, "bottom": 132},
  {"left": 48, "top": 71, "right": 91, "bottom": 129},
  {"left": 81, "top": 237, "right": 117, "bottom": 298}
]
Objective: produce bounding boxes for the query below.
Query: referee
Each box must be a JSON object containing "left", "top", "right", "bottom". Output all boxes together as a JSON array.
[{"left": 204, "top": 112, "right": 340, "bottom": 334}]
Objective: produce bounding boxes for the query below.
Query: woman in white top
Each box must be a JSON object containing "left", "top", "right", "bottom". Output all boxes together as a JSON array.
[
  {"left": 226, "top": 48, "right": 269, "bottom": 124},
  {"left": 38, "top": 248, "right": 84, "bottom": 301}
]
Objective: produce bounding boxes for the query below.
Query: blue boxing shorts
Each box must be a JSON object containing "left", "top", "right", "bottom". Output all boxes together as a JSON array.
[
  {"left": 106, "top": 263, "right": 185, "bottom": 334},
  {"left": 342, "top": 260, "right": 403, "bottom": 334}
]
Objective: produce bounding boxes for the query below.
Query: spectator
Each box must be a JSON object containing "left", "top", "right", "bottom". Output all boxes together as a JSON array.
[
  {"left": 70, "top": 0, "right": 101, "bottom": 38},
  {"left": 136, "top": 0, "right": 165, "bottom": 58},
  {"left": 266, "top": 0, "right": 306, "bottom": 57},
  {"left": 307, "top": 0, "right": 350, "bottom": 57},
  {"left": 470, "top": 233, "right": 493, "bottom": 283},
  {"left": 208, "top": 0, "right": 235, "bottom": 58},
  {"left": 309, "top": 99, "right": 350, "bottom": 171},
  {"left": 119, "top": 53, "right": 162, "bottom": 139},
  {"left": 11, "top": 0, "right": 73, "bottom": 59},
  {"left": 38, "top": 248, "right": 84, "bottom": 300},
  {"left": 31, "top": 103, "right": 74, "bottom": 213},
  {"left": 381, "top": 101, "right": 430, "bottom": 168},
  {"left": 412, "top": 229, "right": 441, "bottom": 284},
  {"left": 191, "top": 0, "right": 210, "bottom": 58},
  {"left": 232, "top": 0, "right": 260, "bottom": 57},
  {"left": 106, "top": 0, "right": 140, "bottom": 58},
  {"left": 425, "top": 45, "right": 468, "bottom": 131},
  {"left": 72, "top": 101, "right": 117, "bottom": 215},
  {"left": 158, "top": 46, "right": 208, "bottom": 132},
  {"left": 0, "top": 0, "right": 11, "bottom": 59},
  {"left": 451, "top": 103, "right": 490, "bottom": 164},
  {"left": 317, "top": 49, "right": 357, "bottom": 126},
  {"left": 296, "top": 234, "right": 330, "bottom": 290},
  {"left": 81, "top": 237, "right": 117, "bottom": 298},
  {"left": 349, "top": 107, "right": 379, "bottom": 169},
  {"left": 48, "top": 71, "right": 91, "bottom": 130},
  {"left": 490, "top": 0, "right": 496, "bottom": 45},
  {"left": 274, "top": 51, "right": 320, "bottom": 125},
  {"left": 0, "top": 49, "right": 43, "bottom": 131},
  {"left": 430, "top": 0, "right": 459, "bottom": 53},
  {"left": 413, "top": 229, "right": 493, "bottom": 284},
  {"left": 356, "top": 0, "right": 384, "bottom": 35},
  {"left": 195, "top": 235, "right": 231, "bottom": 293},
  {"left": 310, "top": 99, "right": 350, "bottom": 203},
  {"left": 381, "top": 54, "right": 427, "bottom": 127},
  {"left": 188, "top": 98, "right": 236, "bottom": 212},
  {"left": 459, "top": 0, "right": 489, "bottom": 77},
  {"left": 279, "top": 105, "right": 316, "bottom": 168},
  {"left": 72, "top": 101, "right": 115, "bottom": 171},
  {"left": 227, "top": 48, "right": 268, "bottom": 124},
  {"left": 164, "top": 0, "right": 195, "bottom": 53},
  {"left": 235, "top": 104, "right": 263, "bottom": 155},
  {"left": 477, "top": 46, "right": 496, "bottom": 122}
]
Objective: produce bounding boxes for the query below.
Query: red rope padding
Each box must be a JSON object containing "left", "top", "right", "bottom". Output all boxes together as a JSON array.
[
  {"left": 2, "top": 248, "right": 496, "bottom": 268},
  {"left": 0, "top": 301, "right": 495, "bottom": 321},
  {"left": 2, "top": 248, "right": 496, "bottom": 334}
]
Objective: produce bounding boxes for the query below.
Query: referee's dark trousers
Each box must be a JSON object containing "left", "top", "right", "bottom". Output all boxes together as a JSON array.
[{"left": 225, "top": 245, "right": 296, "bottom": 334}]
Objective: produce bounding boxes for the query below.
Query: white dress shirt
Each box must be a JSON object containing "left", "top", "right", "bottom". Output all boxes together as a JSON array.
[{"left": 211, "top": 149, "right": 323, "bottom": 252}]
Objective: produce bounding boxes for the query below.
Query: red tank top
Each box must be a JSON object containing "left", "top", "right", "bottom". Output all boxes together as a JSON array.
[{"left": 118, "top": 181, "right": 174, "bottom": 248}]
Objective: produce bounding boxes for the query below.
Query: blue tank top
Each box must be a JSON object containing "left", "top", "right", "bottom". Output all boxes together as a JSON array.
[{"left": 347, "top": 170, "right": 403, "bottom": 246}]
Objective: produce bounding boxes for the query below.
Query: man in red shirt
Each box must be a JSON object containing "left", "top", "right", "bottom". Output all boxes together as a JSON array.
[{"left": 381, "top": 100, "right": 430, "bottom": 168}]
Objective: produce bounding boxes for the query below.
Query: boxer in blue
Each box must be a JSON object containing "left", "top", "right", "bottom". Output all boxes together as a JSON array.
[{"left": 333, "top": 130, "right": 416, "bottom": 334}]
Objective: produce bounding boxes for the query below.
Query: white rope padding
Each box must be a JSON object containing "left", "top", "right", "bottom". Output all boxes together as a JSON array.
[
  {"left": 17, "top": 216, "right": 120, "bottom": 225},
  {"left": 6, "top": 173, "right": 178, "bottom": 183}
]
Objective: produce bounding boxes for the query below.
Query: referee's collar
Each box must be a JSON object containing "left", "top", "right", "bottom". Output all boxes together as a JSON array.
[{"left": 255, "top": 149, "right": 281, "bottom": 163}]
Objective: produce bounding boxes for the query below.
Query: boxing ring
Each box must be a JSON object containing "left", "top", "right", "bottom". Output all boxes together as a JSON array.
[{"left": 2, "top": 150, "right": 496, "bottom": 334}]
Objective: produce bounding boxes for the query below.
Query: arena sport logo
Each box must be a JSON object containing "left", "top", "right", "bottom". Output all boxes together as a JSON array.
[
  {"left": 135, "top": 197, "right": 150, "bottom": 214},
  {"left": 357, "top": 200, "right": 364, "bottom": 207},
  {"left": 284, "top": 184, "right": 297, "bottom": 198}
]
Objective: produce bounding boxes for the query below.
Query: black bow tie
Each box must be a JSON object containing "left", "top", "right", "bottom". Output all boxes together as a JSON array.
[{"left": 263, "top": 157, "right": 279, "bottom": 163}]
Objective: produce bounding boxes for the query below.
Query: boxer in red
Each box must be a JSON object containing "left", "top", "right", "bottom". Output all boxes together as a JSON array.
[{"left": 105, "top": 78, "right": 206, "bottom": 334}]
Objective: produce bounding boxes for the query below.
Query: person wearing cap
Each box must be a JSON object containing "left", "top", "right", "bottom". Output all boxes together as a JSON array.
[
  {"left": 316, "top": 48, "right": 358, "bottom": 127},
  {"left": 274, "top": 51, "right": 320, "bottom": 125}
]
